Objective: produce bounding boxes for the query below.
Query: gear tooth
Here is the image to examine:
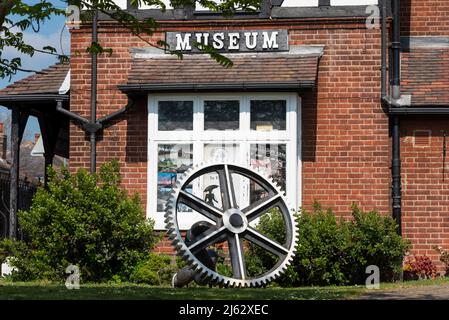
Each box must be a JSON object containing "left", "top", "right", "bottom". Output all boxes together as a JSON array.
[{"left": 168, "top": 227, "right": 176, "bottom": 234}]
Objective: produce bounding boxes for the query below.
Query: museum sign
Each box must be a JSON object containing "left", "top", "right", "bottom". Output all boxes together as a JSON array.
[{"left": 166, "top": 29, "right": 289, "bottom": 53}]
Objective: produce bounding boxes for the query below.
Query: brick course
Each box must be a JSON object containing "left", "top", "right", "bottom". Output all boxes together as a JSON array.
[
  {"left": 401, "top": 117, "right": 449, "bottom": 270},
  {"left": 401, "top": 0, "right": 449, "bottom": 36}
]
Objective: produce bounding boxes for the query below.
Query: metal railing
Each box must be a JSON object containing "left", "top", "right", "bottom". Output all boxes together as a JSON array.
[{"left": 0, "top": 174, "right": 37, "bottom": 239}]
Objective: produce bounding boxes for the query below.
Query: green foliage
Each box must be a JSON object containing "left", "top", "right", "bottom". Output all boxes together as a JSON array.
[
  {"left": 246, "top": 202, "right": 410, "bottom": 286},
  {"left": 2, "top": 161, "right": 157, "bottom": 283},
  {"left": 245, "top": 209, "right": 284, "bottom": 278},
  {"left": 343, "top": 204, "right": 410, "bottom": 284},
  {"left": 130, "top": 253, "right": 176, "bottom": 285}
]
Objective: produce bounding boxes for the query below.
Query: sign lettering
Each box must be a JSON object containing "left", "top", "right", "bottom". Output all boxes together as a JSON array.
[{"left": 166, "top": 30, "right": 288, "bottom": 53}]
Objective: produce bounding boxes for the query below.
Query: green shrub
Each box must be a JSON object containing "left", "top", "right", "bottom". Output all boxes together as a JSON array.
[
  {"left": 343, "top": 204, "right": 410, "bottom": 283},
  {"left": 247, "top": 202, "right": 410, "bottom": 286},
  {"left": 1, "top": 161, "right": 158, "bottom": 283},
  {"left": 130, "top": 253, "right": 176, "bottom": 285}
]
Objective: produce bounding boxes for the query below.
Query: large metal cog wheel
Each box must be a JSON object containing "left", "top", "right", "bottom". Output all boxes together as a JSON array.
[{"left": 165, "top": 163, "right": 298, "bottom": 288}]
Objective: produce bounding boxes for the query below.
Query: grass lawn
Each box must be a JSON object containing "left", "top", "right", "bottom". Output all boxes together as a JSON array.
[{"left": 1, "top": 278, "right": 449, "bottom": 300}]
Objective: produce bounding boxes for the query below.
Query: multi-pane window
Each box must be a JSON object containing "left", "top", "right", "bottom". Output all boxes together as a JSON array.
[{"left": 148, "top": 93, "right": 300, "bottom": 230}]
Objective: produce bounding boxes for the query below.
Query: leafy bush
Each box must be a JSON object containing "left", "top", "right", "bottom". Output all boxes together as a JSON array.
[
  {"left": 343, "top": 205, "right": 409, "bottom": 284},
  {"left": 130, "top": 253, "right": 176, "bottom": 285},
  {"left": 403, "top": 255, "right": 438, "bottom": 280},
  {"left": 247, "top": 202, "right": 410, "bottom": 286},
  {"left": 0, "top": 161, "right": 158, "bottom": 283}
]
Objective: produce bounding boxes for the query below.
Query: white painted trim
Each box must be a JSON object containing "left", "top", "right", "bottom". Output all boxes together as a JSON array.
[{"left": 59, "top": 70, "right": 70, "bottom": 95}]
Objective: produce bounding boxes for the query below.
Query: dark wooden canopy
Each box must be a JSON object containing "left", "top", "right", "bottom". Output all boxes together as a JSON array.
[{"left": 0, "top": 63, "right": 70, "bottom": 239}]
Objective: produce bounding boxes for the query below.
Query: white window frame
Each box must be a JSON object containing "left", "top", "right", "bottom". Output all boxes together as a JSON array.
[{"left": 147, "top": 92, "right": 301, "bottom": 230}]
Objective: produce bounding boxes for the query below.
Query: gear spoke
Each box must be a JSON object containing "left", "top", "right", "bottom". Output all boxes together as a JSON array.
[
  {"left": 178, "top": 190, "right": 223, "bottom": 222},
  {"left": 228, "top": 233, "right": 246, "bottom": 280},
  {"left": 188, "top": 226, "right": 227, "bottom": 254},
  {"left": 243, "top": 194, "right": 282, "bottom": 222},
  {"left": 218, "top": 165, "right": 237, "bottom": 210},
  {"left": 244, "top": 227, "right": 289, "bottom": 257}
]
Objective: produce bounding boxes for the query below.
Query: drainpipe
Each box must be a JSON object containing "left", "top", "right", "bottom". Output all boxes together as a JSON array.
[
  {"left": 391, "top": 0, "right": 401, "bottom": 100},
  {"left": 391, "top": 0, "right": 402, "bottom": 235},
  {"left": 90, "top": 8, "right": 98, "bottom": 174},
  {"left": 380, "top": 0, "right": 387, "bottom": 99}
]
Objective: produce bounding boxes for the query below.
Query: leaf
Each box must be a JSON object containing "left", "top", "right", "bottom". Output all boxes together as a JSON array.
[
  {"left": 86, "top": 42, "right": 113, "bottom": 56},
  {"left": 42, "top": 46, "right": 57, "bottom": 54}
]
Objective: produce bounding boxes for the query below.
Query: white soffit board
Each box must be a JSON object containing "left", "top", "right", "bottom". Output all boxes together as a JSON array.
[
  {"left": 85, "top": 0, "right": 126, "bottom": 9},
  {"left": 282, "top": 0, "right": 319, "bottom": 7},
  {"left": 331, "top": 0, "right": 378, "bottom": 5},
  {"left": 59, "top": 70, "right": 70, "bottom": 95},
  {"left": 114, "top": 0, "right": 127, "bottom": 9},
  {"left": 31, "top": 136, "right": 45, "bottom": 157},
  {"left": 282, "top": 0, "right": 377, "bottom": 6}
]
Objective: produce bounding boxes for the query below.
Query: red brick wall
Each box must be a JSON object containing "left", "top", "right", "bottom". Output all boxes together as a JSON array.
[
  {"left": 69, "top": 18, "right": 399, "bottom": 262},
  {"left": 70, "top": 19, "right": 389, "bottom": 220},
  {"left": 292, "top": 25, "right": 390, "bottom": 217},
  {"left": 401, "top": 116, "right": 449, "bottom": 270},
  {"left": 401, "top": 0, "right": 449, "bottom": 36}
]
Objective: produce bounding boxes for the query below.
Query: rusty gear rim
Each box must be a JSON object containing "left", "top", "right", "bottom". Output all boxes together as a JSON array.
[{"left": 165, "top": 163, "right": 298, "bottom": 288}]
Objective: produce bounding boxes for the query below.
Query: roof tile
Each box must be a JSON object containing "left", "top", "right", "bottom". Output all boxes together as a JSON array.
[
  {"left": 402, "top": 49, "right": 449, "bottom": 106},
  {"left": 0, "top": 63, "right": 70, "bottom": 95},
  {"left": 125, "top": 54, "right": 319, "bottom": 87}
]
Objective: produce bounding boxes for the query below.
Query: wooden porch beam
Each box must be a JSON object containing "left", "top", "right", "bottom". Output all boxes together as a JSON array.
[{"left": 9, "top": 106, "right": 29, "bottom": 239}]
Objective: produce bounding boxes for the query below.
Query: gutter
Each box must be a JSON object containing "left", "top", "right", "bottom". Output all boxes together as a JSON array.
[
  {"left": 118, "top": 81, "right": 316, "bottom": 93},
  {"left": 388, "top": 107, "right": 449, "bottom": 115},
  {"left": 0, "top": 94, "right": 69, "bottom": 103},
  {"left": 55, "top": 97, "right": 134, "bottom": 133}
]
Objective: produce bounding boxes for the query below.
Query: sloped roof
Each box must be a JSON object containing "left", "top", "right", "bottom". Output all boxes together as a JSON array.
[
  {"left": 401, "top": 49, "right": 449, "bottom": 106},
  {"left": 0, "top": 63, "right": 70, "bottom": 96},
  {"left": 120, "top": 54, "right": 319, "bottom": 92}
]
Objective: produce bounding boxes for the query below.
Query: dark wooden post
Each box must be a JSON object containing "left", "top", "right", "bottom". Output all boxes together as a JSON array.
[
  {"left": 9, "top": 106, "right": 20, "bottom": 240},
  {"left": 9, "top": 107, "right": 29, "bottom": 239},
  {"left": 38, "top": 109, "right": 61, "bottom": 187}
]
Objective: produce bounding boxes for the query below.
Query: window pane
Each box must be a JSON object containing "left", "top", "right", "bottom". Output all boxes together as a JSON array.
[
  {"left": 157, "top": 144, "right": 193, "bottom": 212},
  {"left": 202, "top": 143, "right": 240, "bottom": 210},
  {"left": 158, "top": 101, "right": 193, "bottom": 131},
  {"left": 204, "top": 100, "right": 240, "bottom": 131},
  {"left": 250, "top": 100, "right": 286, "bottom": 131},
  {"left": 250, "top": 144, "right": 287, "bottom": 203}
]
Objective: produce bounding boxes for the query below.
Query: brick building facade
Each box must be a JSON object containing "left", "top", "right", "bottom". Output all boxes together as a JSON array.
[{"left": 0, "top": 1, "right": 448, "bottom": 271}]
